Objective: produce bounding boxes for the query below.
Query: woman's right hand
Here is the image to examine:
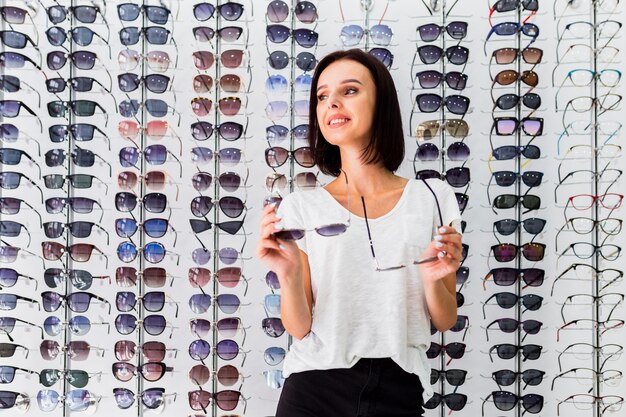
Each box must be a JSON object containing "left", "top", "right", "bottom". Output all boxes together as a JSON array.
[{"left": 256, "top": 202, "right": 303, "bottom": 286}]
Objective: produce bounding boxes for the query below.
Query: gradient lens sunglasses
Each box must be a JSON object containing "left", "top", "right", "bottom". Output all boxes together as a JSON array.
[
  {"left": 482, "top": 292, "right": 543, "bottom": 319},
  {"left": 43, "top": 315, "right": 109, "bottom": 337},
  {"left": 188, "top": 339, "right": 249, "bottom": 365},
  {"left": 190, "top": 364, "right": 250, "bottom": 387},
  {"left": 192, "top": 49, "right": 248, "bottom": 70},
  {"left": 188, "top": 267, "right": 249, "bottom": 294},
  {"left": 43, "top": 220, "right": 109, "bottom": 243},
  {"left": 44, "top": 197, "right": 104, "bottom": 221},
  {"left": 112, "top": 387, "right": 174, "bottom": 410},
  {"left": 41, "top": 291, "right": 110, "bottom": 314},
  {"left": 36, "top": 389, "right": 100, "bottom": 412},
  {"left": 267, "top": 50, "right": 317, "bottom": 71},
  {"left": 0, "top": 30, "right": 37, "bottom": 49},
  {"left": 118, "top": 48, "right": 174, "bottom": 72},
  {"left": 491, "top": 242, "right": 546, "bottom": 262},
  {"left": 266, "top": 25, "right": 318, "bottom": 48},
  {"left": 265, "top": 172, "right": 318, "bottom": 193},
  {"left": 489, "top": 0, "right": 538, "bottom": 26},
  {"left": 191, "top": 120, "right": 245, "bottom": 141},
  {"left": 492, "top": 369, "right": 544, "bottom": 389},
  {"left": 117, "top": 170, "right": 180, "bottom": 198},
  {"left": 45, "top": 25, "right": 109, "bottom": 49},
  {"left": 340, "top": 24, "right": 393, "bottom": 47},
  {"left": 192, "top": 170, "right": 247, "bottom": 192},
  {"left": 190, "top": 196, "right": 246, "bottom": 218},
  {"left": 484, "top": 22, "right": 539, "bottom": 54},
  {"left": 424, "top": 393, "right": 467, "bottom": 411},
  {"left": 0, "top": 240, "right": 45, "bottom": 268},
  {"left": 47, "top": 5, "right": 107, "bottom": 24},
  {"left": 116, "top": 291, "right": 179, "bottom": 316},
  {"left": 414, "top": 45, "right": 469, "bottom": 65},
  {"left": 482, "top": 391, "right": 543, "bottom": 414},
  {"left": 191, "top": 146, "right": 247, "bottom": 166},
  {"left": 116, "top": 241, "right": 180, "bottom": 265},
  {"left": 119, "top": 26, "right": 176, "bottom": 46},
  {"left": 39, "top": 369, "right": 99, "bottom": 389},
  {"left": 0, "top": 316, "right": 43, "bottom": 341},
  {"left": 44, "top": 268, "right": 108, "bottom": 291},
  {"left": 39, "top": 340, "right": 104, "bottom": 361},
  {"left": 417, "top": 21, "right": 467, "bottom": 42},
  {"left": 0, "top": 267, "right": 37, "bottom": 289},
  {"left": 0, "top": 51, "right": 41, "bottom": 71},
  {"left": 483, "top": 267, "right": 545, "bottom": 289},
  {"left": 115, "top": 218, "right": 177, "bottom": 244},
  {"left": 192, "top": 25, "right": 244, "bottom": 43},
  {"left": 114, "top": 313, "right": 175, "bottom": 337},
  {"left": 193, "top": 2, "right": 244, "bottom": 21},
  {"left": 186, "top": 293, "right": 250, "bottom": 315},
  {"left": 46, "top": 50, "right": 103, "bottom": 71},
  {"left": 267, "top": 0, "right": 317, "bottom": 23},
  {"left": 189, "top": 318, "right": 247, "bottom": 341},
  {"left": 264, "top": 346, "right": 286, "bottom": 366},
  {"left": 265, "top": 146, "right": 314, "bottom": 168},
  {"left": 415, "top": 119, "right": 469, "bottom": 140},
  {"left": 115, "top": 267, "right": 175, "bottom": 289},
  {"left": 188, "top": 389, "right": 248, "bottom": 413},
  {"left": 1, "top": 6, "right": 35, "bottom": 24},
  {"left": 114, "top": 340, "right": 178, "bottom": 362},
  {"left": 494, "top": 92, "right": 541, "bottom": 110},
  {"left": 266, "top": 123, "right": 310, "bottom": 142},
  {"left": 191, "top": 96, "right": 244, "bottom": 117},
  {"left": 265, "top": 99, "right": 309, "bottom": 121},
  {"left": 492, "top": 69, "right": 539, "bottom": 87},
  {"left": 193, "top": 73, "right": 248, "bottom": 94},
  {"left": 490, "top": 47, "right": 543, "bottom": 65},
  {"left": 118, "top": 121, "right": 182, "bottom": 149},
  {"left": 493, "top": 218, "right": 546, "bottom": 236},
  {"left": 112, "top": 361, "right": 173, "bottom": 383},
  {"left": 488, "top": 343, "right": 542, "bottom": 362},
  {"left": 118, "top": 73, "right": 172, "bottom": 94},
  {"left": 119, "top": 145, "right": 182, "bottom": 176},
  {"left": 117, "top": 3, "right": 172, "bottom": 24},
  {"left": 414, "top": 93, "right": 470, "bottom": 114},
  {"left": 265, "top": 73, "right": 312, "bottom": 93},
  {"left": 0, "top": 293, "right": 38, "bottom": 311},
  {"left": 414, "top": 70, "right": 468, "bottom": 90}
]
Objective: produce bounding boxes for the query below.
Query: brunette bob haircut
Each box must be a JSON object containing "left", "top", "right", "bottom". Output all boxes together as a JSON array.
[{"left": 308, "top": 48, "right": 405, "bottom": 177}]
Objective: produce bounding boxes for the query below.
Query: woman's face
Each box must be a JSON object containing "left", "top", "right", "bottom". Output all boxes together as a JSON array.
[{"left": 315, "top": 59, "right": 377, "bottom": 149}]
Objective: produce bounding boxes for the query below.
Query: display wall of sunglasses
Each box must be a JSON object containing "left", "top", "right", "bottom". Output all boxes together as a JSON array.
[
  {"left": 45, "top": 196, "right": 104, "bottom": 222},
  {"left": 413, "top": 44, "right": 469, "bottom": 66},
  {"left": 43, "top": 315, "right": 110, "bottom": 337},
  {"left": 119, "top": 145, "right": 182, "bottom": 176},
  {"left": 115, "top": 266, "right": 176, "bottom": 289},
  {"left": 40, "top": 339, "right": 105, "bottom": 361},
  {"left": 113, "top": 387, "right": 176, "bottom": 410},
  {"left": 340, "top": 24, "right": 393, "bottom": 47},
  {"left": 41, "top": 290, "right": 110, "bottom": 314},
  {"left": 115, "top": 313, "right": 175, "bottom": 337},
  {"left": 482, "top": 292, "right": 542, "bottom": 319},
  {"left": 39, "top": 368, "right": 100, "bottom": 389},
  {"left": 116, "top": 241, "right": 180, "bottom": 265},
  {"left": 482, "top": 391, "right": 543, "bottom": 415},
  {"left": 267, "top": 50, "right": 317, "bottom": 72},
  {"left": 44, "top": 145, "right": 111, "bottom": 170},
  {"left": 116, "top": 291, "right": 179, "bottom": 317},
  {"left": 560, "top": 293, "right": 623, "bottom": 323},
  {"left": 484, "top": 22, "right": 539, "bottom": 55},
  {"left": 488, "top": 0, "right": 538, "bottom": 26},
  {"left": 557, "top": 318, "right": 624, "bottom": 342},
  {"left": 189, "top": 338, "right": 249, "bottom": 366}
]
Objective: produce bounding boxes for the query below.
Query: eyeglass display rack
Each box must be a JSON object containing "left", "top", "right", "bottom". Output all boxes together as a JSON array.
[
  {"left": 412, "top": 1, "right": 471, "bottom": 415},
  {"left": 552, "top": 0, "right": 623, "bottom": 416},
  {"left": 481, "top": 1, "right": 547, "bottom": 416}
]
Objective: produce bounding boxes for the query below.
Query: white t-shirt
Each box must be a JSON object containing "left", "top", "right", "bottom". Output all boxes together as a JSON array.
[{"left": 276, "top": 178, "right": 462, "bottom": 401}]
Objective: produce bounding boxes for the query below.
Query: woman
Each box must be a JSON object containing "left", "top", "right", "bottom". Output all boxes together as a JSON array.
[{"left": 256, "top": 49, "right": 463, "bottom": 417}]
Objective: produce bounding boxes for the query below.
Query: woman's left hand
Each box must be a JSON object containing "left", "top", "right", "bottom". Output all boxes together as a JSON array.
[{"left": 417, "top": 225, "right": 463, "bottom": 284}]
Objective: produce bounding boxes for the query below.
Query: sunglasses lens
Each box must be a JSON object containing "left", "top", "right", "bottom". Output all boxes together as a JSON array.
[
  {"left": 369, "top": 47, "right": 393, "bottom": 67},
  {"left": 189, "top": 294, "right": 212, "bottom": 314},
  {"left": 262, "top": 317, "right": 285, "bottom": 337},
  {"left": 189, "top": 339, "right": 210, "bottom": 361},
  {"left": 216, "top": 339, "right": 239, "bottom": 360},
  {"left": 416, "top": 143, "right": 439, "bottom": 161},
  {"left": 294, "top": 28, "right": 318, "bottom": 48},
  {"left": 264, "top": 346, "right": 286, "bottom": 366},
  {"left": 268, "top": 50, "right": 289, "bottom": 69},
  {"left": 416, "top": 94, "right": 442, "bottom": 112},
  {"left": 523, "top": 47, "right": 543, "bottom": 63},
  {"left": 340, "top": 24, "right": 363, "bottom": 46},
  {"left": 418, "top": 23, "right": 441, "bottom": 42},
  {"left": 296, "top": 51, "right": 317, "bottom": 71},
  {"left": 493, "top": 244, "right": 516, "bottom": 262}
]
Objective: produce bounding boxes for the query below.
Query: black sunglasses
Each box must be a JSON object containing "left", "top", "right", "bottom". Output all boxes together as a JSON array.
[
  {"left": 488, "top": 343, "right": 542, "bottom": 362},
  {"left": 414, "top": 167, "right": 471, "bottom": 188},
  {"left": 414, "top": 70, "right": 468, "bottom": 90},
  {"left": 483, "top": 267, "right": 545, "bottom": 289},
  {"left": 482, "top": 292, "right": 543, "bottom": 319},
  {"left": 117, "top": 3, "right": 172, "bottom": 24},
  {"left": 493, "top": 218, "right": 546, "bottom": 236},
  {"left": 482, "top": 391, "right": 543, "bottom": 414}
]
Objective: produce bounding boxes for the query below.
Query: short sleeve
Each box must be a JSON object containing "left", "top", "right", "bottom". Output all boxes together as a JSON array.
[
  {"left": 275, "top": 192, "right": 308, "bottom": 254},
  {"left": 425, "top": 179, "right": 463, "bottom": 239}
]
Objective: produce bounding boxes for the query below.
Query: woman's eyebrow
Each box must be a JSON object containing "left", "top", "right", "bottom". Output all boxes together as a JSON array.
[{"left": 316, "top": 79, "right": 364, "bottom": 93}]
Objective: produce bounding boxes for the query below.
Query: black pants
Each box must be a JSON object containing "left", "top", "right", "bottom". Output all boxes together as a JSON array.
[{"left": 276, "top": 358, "right": 424, "bottom": 417}]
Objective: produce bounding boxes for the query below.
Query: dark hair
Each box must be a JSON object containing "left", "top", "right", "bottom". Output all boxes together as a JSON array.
[{"left": 308, "top": 49, "right": 405, "bottom": 177}]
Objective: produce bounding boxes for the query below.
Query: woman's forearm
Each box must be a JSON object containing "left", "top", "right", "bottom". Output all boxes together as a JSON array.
[
  {"left": 280, "top": 278, "right": 313, "bottom": 340},
  {"left": 424, "top": 272, "right": 458, "bottom": 332}
]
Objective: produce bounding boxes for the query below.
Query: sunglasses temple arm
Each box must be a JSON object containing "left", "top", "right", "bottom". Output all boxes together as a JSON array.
[{"left": 96, "top": 127, "right": 111, "bottom": 151}]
